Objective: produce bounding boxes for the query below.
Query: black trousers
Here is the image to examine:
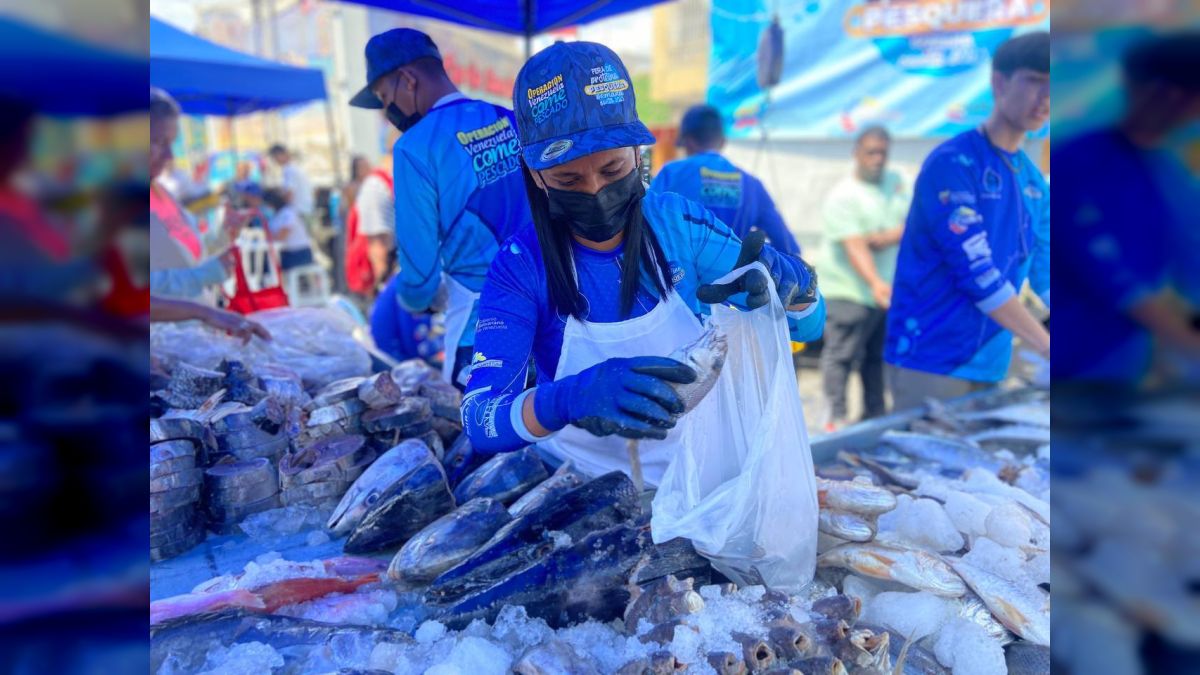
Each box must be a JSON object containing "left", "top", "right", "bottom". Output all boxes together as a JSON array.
[{"left": 819, "top": 298, "right": 888, "bottom": 423}]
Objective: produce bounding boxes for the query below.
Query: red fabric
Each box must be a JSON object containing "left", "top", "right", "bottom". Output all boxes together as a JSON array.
[
  {"left": 150, "top": 182, "right": 201, "bottom": 259},
  {"left": 225, "top": 232, "right": 289, "bottom": 314},
  {"left": 344, "top": 168, "right": 392, "bottom": 296},
  {"left": 0, "top": 188, "right": 70, "bottom": 261},
  {"left": 99, "top": 246, "right": 149, "bottom": 318}
]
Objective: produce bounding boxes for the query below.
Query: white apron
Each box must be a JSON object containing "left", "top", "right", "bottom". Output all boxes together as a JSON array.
[
  {"left": 441, "top": 274, "right": 480, "bottom": 387},
  {"left": 538, "top": 289, "right": 704, "bottom": 487}
]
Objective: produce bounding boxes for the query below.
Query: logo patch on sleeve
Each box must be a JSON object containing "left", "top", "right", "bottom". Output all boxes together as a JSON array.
[{"left": 948, "top": 206, "right": 982, "bottom": 234}]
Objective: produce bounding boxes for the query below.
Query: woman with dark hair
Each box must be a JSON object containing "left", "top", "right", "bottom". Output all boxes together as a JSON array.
[{"left": 461, "top": 42, "right": 825, "bottom": 484}]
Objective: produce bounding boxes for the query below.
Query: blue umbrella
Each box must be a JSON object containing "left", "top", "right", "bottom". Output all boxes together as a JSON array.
[{"left": 0, "top": 17, "right": 145, "bottom": 116}]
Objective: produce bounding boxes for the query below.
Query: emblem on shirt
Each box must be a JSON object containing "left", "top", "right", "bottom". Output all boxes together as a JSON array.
[
  {"left": 1023, "top": 182, "right": 1044, "bottom": 200},
  {"left": 981, "top": 167, "right": 1003, "bottom": 199},
  {"left": 470, "top": 352, "right": 504, "bottom": 370},
  {"left": 540, "top": 139, "right": 573, "bottom": 162},
  {"left": 669, "top": 264, "right": 685, "bottom": 284},
  {"left": 948, "top": 206, "right": 982, "bottom": 235},
  {"left": 938, "top": 189, "right": 975, "bottom": 205}
]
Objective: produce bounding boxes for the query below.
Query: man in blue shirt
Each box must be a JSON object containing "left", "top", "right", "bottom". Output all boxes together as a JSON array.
[
  {"left": 884, "top": 32, "right": 1052, "bottom": 410},
  {"left": 1054, "top": 33, "right": 1200, "bottom": 386},
  {"left": 650, "top": 104, "right": 801, "bottom": 255},
  {"left": 350, "top": 29, "right": 531, "bottom": 388}
]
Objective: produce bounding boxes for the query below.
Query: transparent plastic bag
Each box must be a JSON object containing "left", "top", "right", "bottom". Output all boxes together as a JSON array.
[
  {"left": 651, "top": 262, "right": 819, "bottom": 592},
  {"left": 150, "top": 306, "right": 372, "bottom": 392}
]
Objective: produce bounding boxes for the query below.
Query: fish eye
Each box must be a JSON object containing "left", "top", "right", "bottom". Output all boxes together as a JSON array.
[{"left": 366, "top": 493, "right": 379, "bottom": 505}]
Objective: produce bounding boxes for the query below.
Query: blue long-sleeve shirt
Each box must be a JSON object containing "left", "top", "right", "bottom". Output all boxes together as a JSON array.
[
  {"left": 884, "top": 128, "right": 1049, "bottom": 383},
  {"left": 462, "top": 190, "right": 824, "bottom": 454},
  {"left": 650, "top": 151, "right": 801, "bottom": 256},
  {"left": 392, "top": 97, "right": 532, "bottom": 347},
  {"left": 1052, "top": 129, "right": 1189, "bottom": 382}
]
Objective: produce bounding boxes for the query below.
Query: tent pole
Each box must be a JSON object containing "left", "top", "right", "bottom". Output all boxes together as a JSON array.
[
  {"left": 324, "top": 100, "right": 343, "bottom": 187},
  {"left": 524, "top": 0, "right": 535, "bottom": 60}
]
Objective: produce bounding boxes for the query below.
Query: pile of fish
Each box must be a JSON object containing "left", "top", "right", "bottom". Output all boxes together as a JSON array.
[
  {"left": 147, "top": 356, "right": 471, "bottom": 561},
  {"left": 811, "top": 395, "right": 1052, "bottom": 675},
  {"left": 149, "top": 437, "right": 205, "bottom": 561}
]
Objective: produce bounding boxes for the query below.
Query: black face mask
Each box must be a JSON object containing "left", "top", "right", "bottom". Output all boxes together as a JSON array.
[
  {"left": 385, "top": 77, "right": 422, "bottom": 132},
  {"left": 544, "top": 165, "right": 645, "bottom": 243}
]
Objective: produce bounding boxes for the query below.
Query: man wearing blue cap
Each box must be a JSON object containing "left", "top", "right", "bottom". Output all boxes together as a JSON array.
[
  {"left": 650, "top": 104, "right": 800, "bottom": 255},
  {"left": 460, "top": 41, "right": 823, "bottom": 484},
  {"left": 350, "top": 28, "right": 530, "bottom": 388}
]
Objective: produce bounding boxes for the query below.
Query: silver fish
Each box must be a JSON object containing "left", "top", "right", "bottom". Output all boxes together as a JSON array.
[
  {"left": 388, "top": 497, "right": 511, "bottom": 584},
  {"left": 948, "top": 558, "right": 1050, "bottom": 646},
  {"left": 879, "top": 431, "right": 1004, "bottom": 474},
  {"left": 955, "top": 592, "right": 1015, "bottom": 645},
  {"left": 817, "top": 543, "right": 966, "bottom": 598},
  {"left": 327, "top": 439, "right": 431, "bottom": 535},
  {"left": 956, "top": 402, "right": 1050, "bottom": 428},
  {"left": 819, "top": 510, "right": 878, "bottom": 542},
  {"left": 508, "top": 462, "right": 587, "bottom": 518},
  {"left": 965, "top": 424, "right": 1052, "bottom": 450},
  {"left": 818, "top": 478, "right": 898, "bottom": 516},
  {"left": 668, "top": 322, "right": 728, "bottom": 414}
]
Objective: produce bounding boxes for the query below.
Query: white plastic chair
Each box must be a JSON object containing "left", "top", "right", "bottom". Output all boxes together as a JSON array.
[{"left": 283, "top": 260, "right": 331, "bottom": 308}]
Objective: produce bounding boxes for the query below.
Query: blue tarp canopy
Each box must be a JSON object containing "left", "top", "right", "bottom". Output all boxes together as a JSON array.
[
  {"left": 0, "top": 17, "right": 145, "bottom": 116},
  {"left": 150, "top": 17, "right": 327, "bottom": 116},
  {"left": 333, "top": 0, "right": 670, "bottom": 36}
]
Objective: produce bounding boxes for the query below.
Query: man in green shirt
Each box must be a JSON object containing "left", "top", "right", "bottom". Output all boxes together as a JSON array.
[{"left": 817, "top": 126, "right": 910, "bottom": 430}]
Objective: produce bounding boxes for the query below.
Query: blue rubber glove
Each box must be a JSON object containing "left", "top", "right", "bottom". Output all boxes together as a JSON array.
[
  {"left": 697, "top": 230, "right": 818, "bottom": 309},
  {"left": 534, "top": 356, "right": 698, "bottom": 440}
]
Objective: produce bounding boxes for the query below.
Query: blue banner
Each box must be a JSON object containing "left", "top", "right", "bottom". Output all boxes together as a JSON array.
[{"left": 709, "top": 0, "right": 1049, "bottom": 139}]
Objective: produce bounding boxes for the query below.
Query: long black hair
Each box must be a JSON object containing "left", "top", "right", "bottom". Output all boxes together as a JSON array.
[{"left": 523, "top": 154, "right": 674, "bottom": 321}]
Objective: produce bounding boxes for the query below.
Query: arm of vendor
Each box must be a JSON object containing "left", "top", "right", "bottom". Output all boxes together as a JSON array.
[
  {"left": 462, "top": 147, "right": 823, "bottom": 455},
  {"left": 393, "top": 144, "right": 443, "bottom": 312}
]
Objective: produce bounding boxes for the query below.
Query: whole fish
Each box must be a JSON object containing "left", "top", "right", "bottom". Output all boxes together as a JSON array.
[
  {"left": 817, "top": 478, "right": 898, "bottom": 516},
  {"left": 508, "top": 461, "right": 587, "bottom": 518},
  {"left": 151, "top": 557, "right": 386, "bottom": 625},
  {"left": 818, "top": 510, "right": 877, "bottom": 542},
  {"left": 956, "top": 402, "right": 1050, "bottom": 429},
  {"left": 327, "top": 439, "right": 432, "bottom": 535},
  {"left": 817, "top": 543, "right": 966, "bottom": 597},
  {"left": 427, "top": 471, "right": 640, "bottom": 603},
  {"left": 667, "top": 322, "right": 728, "bottom": 413},
  {"left": 431, "top": 520, "right": 652, "bottom": 629},
  {"left": 1004, "top": 642, "right": 1051, "bottom": 675},
  {"left": 150, "top": 609, "right": 411, "bottom": 675},
  {"left": 965, "top": 424, "right": 1052, "bottom": 449},
  {"left": 344, "top": 457, "right": 455, "bottom": 554},
  {"left": 878, "top": 431, "right": 1004, "bottom": 475},
  {"left": 948, "top": 558, "right": 1050, "bottom": 646},
  {"left": 453, "top": 447, "right": 549, "bottom": 506},
  {"left": 387, "top": 497, "right": 512, "bottom": 584},
  {"left": 852, "top": 623, "right": 948, "bottom": 675}
]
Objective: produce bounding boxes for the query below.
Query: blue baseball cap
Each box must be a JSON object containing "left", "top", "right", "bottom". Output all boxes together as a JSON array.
[
  {"left": 349, "top": 28, "right": 442, "bottom": 109},
  {"left": 513, "top": 41, "right": 655, "bottom": 170}
]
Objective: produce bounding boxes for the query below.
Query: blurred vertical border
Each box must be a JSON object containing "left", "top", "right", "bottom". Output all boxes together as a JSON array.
[
  {"left": 1052, "top": 0, "right": 1200, "bottom": 672},
  {"left": 0, "top": 3, "right": 149, "bottom": 673}
]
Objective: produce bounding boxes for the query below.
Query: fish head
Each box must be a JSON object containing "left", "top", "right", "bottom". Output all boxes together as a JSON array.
[
  {"left": 327, "top": 440, "right": 431, "bottom": 535},
  {"left": 669, "top": 325, "right": 728, "bottom": 413}
]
